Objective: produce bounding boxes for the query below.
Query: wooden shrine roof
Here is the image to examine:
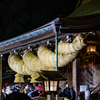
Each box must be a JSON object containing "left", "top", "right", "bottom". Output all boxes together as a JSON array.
[
  {"left": 1, "top": 0, "right": 100, "bottom": 54},
  {"left": 35, "top": 70, "right": 67, "bottom": 81}
]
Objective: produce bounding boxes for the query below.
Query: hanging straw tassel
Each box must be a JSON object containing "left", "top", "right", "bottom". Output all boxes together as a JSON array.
[
  {"left": 30, "top": 71, "right": 40, "bottom": 83},
  {"left": 14, "top": 74, "right": 25, "bottom": 83}
]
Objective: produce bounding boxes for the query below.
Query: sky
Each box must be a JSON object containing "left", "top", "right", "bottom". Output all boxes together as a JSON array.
[{"left": 0, "top": 0, "right": 79, "bottom": 41}]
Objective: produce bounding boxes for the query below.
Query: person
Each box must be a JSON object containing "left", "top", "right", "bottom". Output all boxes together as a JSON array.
[
  {"left": 5, "top": 92, "right": 31, "bottom": 100},
  {"left": 5, "top": 85, "right": 12, "bottom": 95},
  {"left": 29, "top": 89, "right": 43, "bottom": 98},
  {"left": 2, "top": 88, "right": 6, "bottom": 100},
  {"left": 19, "top": 87, "right": 24, "bottom": 93},
  {"left": 85, "top": 85, "right": 90, "bottom": 100},
  {"left": 30, "top": 90, "right": 39, "bottom": 98},
  {"left": 2, "top": 92, "right": 6, "bottom": 100},
  {"left": 63, "top": 84, "right": 71, "bottom": 100},
  {"left": 27, "top": 90, "right": 34, "bottom": 98},
  {"left": 70, "top": 87, "right": 75, "bottom": 100},
  {"left": 13, "top": 86, "right": 19, "bottom": 93},
  {"left": 34, "top": 83, "right": 44, "bottom": 92},
  {"left": 23, "top": 86, "right": 27, "bottom": 94},
  {"left": 25, "top": 84, "right": 31, "bottom": 94},
  {"left": 38, "top": 89, "right": 43, "bottom": 97},
  {"left": 33, "top": 83, "right": 38, "bottom": 90},
  {"left": 27, "top": 89, "right": 43, "bottom": 98},
  {"left": 58, "top": 87, "right": 63, "bottom": 97},
  {"left": 77, "top": 95, "right": 82, "bottom": 100}
]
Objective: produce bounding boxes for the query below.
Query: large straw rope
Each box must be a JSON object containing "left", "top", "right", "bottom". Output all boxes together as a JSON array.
[
  {"left": 23, "top": 51, "right": 50, "bottom": 72},
  {"left": 58, "top": 33, "right": 86, "bottom": 54},
  {"left": 37, "top": 46, "right": 78, "bottom": 67},
  {"left": 8, "top": 54, "right": 35, "bottom": 75},
  {"left": 8, "top": 54, "right": 40, "bottom": 83},
  {"left": 8, "top": 33, "right": 85, "bottom": 73},
  {"left": 8, "top": 33, "right": 86, "bottom": 83},
  {"left": 8, "top": 54, "right": 26, "bottom": 75}
]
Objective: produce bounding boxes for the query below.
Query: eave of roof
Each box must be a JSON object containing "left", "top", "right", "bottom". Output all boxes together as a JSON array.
[
  {"left": 1, "top": 15, "right": 100, "bottom": 54},
  {"left": 36, "top": 70, "right": 67, "bottom": 81},
  {"left": 67, "top": 0, "right": 100, "bottom": 18}
]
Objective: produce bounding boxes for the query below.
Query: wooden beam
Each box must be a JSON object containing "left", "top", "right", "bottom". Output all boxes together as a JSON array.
[
  {"left": 0, "top": 57, "right": 2, "bottom": 100},
  {"left": 72, "top": 58, "right": 80, "bottom": 99}
]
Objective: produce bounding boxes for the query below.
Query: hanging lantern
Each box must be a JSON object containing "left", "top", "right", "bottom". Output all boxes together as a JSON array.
[
  {"left": 35, "top": 70, "right": 67, "bottom": 94},
  {"left": 44, "top": 80, "right": 58, "bottom": 92},
  {"left": 86, "top": 44, "right": 99, "bottom": 55}
]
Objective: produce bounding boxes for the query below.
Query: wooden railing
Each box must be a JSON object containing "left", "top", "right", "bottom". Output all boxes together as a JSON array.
[
  {"left": 32, "top": 97, "right": 66, "bottom": 100},
  {"left": 32, "top": 97, "right": 47, "bottom": 100}
]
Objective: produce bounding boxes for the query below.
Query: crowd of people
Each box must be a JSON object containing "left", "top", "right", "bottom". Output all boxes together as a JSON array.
[
  {"left": 2, "top": 82, "right": 90, "bottom": 100},
  {"left": 58, "top": 84, "right": 90, "bottom": 100},
  {"left": 2, "top": 82, "right": 44, "bottom": 100},
  {"left": 2, "top": 83, "right": 76, "bottom": 100}
]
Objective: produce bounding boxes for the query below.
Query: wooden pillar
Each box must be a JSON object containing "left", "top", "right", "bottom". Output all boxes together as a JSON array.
[
  {"left": 0, "top": 57, "right": 2, "bottom": 100},
  {"left": 72, "top": 58, "right": 80, "bottom": 99}
]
